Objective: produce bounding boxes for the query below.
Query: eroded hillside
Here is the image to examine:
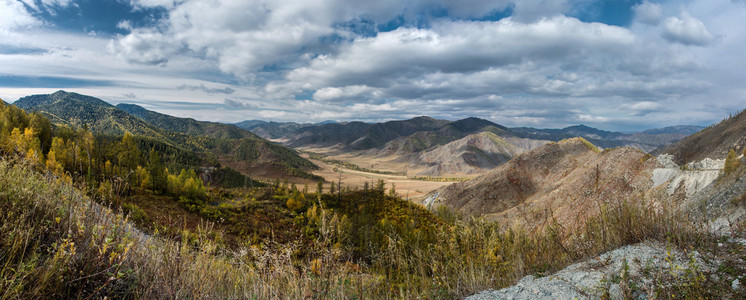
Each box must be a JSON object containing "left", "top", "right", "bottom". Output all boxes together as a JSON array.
[{"left": 428, "top": 138, "right": 660, "bottom": 231}]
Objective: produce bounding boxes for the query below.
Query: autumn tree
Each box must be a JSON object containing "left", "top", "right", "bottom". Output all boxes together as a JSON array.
[
  {"left": 724, "top": 149, "right": 740, "bottom": 175},
  {"left": 116, "top": 132, "right": 141, "bottom": 172},
  {"left": 29, "top": 112, "right": 52, "bottom": 153},
  {"left": 148, "top": 149, "right": 167, "bottom": 193}
]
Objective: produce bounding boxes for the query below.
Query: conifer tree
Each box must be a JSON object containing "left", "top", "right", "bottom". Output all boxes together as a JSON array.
[{"left": 148, "top": 149, "right": 167, "bottom": 193}]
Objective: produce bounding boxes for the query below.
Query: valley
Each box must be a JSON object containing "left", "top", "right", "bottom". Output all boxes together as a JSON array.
[{"left": 297, "top": 147, "right": 473, "bottom": 199}]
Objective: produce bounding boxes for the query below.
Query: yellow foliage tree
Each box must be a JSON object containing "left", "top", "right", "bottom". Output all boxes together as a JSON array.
[
  {"left": 724, "top": 149, "right": 740, "bottom": 175},
  {"left": 286, "top": 196, "right": 303, "bottom": 211},
  {"left": 45, "top": 149, "right": 64, "bottom": 174}
]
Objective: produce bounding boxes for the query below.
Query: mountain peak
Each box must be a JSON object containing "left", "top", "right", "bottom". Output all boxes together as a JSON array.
[{"left": 15, "top": 90, "right": 113, "bottom": 111}]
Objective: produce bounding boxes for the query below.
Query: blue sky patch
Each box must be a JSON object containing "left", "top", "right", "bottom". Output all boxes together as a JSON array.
[{"left": 23, "top": 0, "right": 166, "bottom": 35}]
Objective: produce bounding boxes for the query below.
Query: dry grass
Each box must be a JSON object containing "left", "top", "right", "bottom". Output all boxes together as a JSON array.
[{"left": 0, "top": 157, "right": 717, "bottom": 299}]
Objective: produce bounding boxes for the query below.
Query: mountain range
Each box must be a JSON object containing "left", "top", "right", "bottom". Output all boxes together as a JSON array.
[
  {"left": 10, "top": 90, "right": 709, "bottom": 180},
  {"left": 240, "top": 116, "right": 702, "bottom": 153},
  {"left": 236, "top": 115, "right": 703, "bottom": 176}
]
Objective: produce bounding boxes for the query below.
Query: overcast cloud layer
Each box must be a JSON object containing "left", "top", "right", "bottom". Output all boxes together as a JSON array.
[{"left": 1, "top": 0, "right": 745, "bottom": 131}]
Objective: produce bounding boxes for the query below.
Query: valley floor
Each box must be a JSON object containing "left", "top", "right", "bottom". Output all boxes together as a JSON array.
[{"left": 298, "top": 147, "right": 476, "bottom": 199}]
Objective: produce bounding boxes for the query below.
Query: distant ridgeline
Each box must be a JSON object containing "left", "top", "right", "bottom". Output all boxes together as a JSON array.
[{"left": 240, "top": 115, "right": 704, "bottom": 153}]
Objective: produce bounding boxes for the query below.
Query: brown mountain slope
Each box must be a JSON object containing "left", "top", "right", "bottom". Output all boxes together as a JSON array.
[
  {"left": 414, "top": 132, "right": 548, "bottom": 175},
  {"left": 428, "top": 138, "right": 657, "bottom": 231},
  {"left": 657, "top": 109, "right": 746, "bottom": 165}
]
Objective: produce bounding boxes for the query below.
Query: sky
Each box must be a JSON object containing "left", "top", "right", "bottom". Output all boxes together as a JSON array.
[{"left": 0, "top": 0, "right": 745, "bottom": 131}]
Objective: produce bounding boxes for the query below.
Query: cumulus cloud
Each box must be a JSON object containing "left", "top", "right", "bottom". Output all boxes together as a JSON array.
[
  {"left": 633, "top": 1, "right": 663, "bottom": 25},
  {"left": 112, "top": 0, "right": 577, "bottom": 78},
  {"left": 662, "top": 12, "right": 715, "bottom": 46},
  {"left": 109, "top": 28, "right": 181, "bottom": 65},
  {"left": 511, "top": 0, "right": 567, "bottom": 22},
  {"left": 285, "top": 16, "right": 643, "bottom": 101},
  {"left": 313, "top": 85, "right": 379, "bottom": 102},
  {"left": 0, "top": 0, "right": 39, "bottom": 30}
]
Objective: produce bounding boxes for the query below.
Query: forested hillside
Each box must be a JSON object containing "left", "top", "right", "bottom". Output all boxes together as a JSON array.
[{"left": 13, "top": 91, "right": 320, "bottom": 181}]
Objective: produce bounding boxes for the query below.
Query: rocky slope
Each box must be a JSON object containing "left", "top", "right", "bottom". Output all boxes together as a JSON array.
[
  {"left": 467, "top": 239, "right": 745, "bottom": 299},
  {"left": 657, "top": 109, "right": 746, "bottom": 165},
  {"left": 459, "top": 110, "right": 746, "bottom": 299}
]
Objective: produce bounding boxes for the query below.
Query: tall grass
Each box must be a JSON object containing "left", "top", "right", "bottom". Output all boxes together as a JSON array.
[{"left": 0, "top": 158, "right": 713, "bottom": 299}]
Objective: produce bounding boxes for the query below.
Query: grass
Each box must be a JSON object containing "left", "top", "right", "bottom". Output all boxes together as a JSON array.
[{"left": 0, "top": 155, "right": 730, "bottom": 299}]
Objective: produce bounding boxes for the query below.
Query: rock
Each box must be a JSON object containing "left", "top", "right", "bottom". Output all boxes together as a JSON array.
[
  {"left": 465, "top": 275, "right": 588, "bottom": 300},
  {"left": 608, "top": 284, "right": 623, "bottom": 300},
  {"left": 466, "top": 241, "right": 714, "bottom": 300},
  {"left": 733, "top": 279, "right": 741, "bottom": 290}
]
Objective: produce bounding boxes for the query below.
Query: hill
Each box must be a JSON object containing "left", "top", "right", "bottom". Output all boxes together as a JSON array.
[
  {"left": 15, "top": 91, "right": 172, "bottom": 140},
  {"left": 118, "top": 103, "right": 254, "bottom": 140},
  {"left": 404, "top": 132, "right": 548, "bottom": 175},
  {"left": 509, "top": 124, "right": 702, "bottom": 152},
  {"left": 657, "top": 109, "right": 746, "bottom": 164},
  {"left": 286, "top": 116, "right": 453, "bottom": 150},
  {"left": 427, "top": 138, "right": 657, "bottom": 230},
  {"left": 235, "top": 120, "right": 311, "bottom": 139},
  {"left": 2, "top": 97, "right": 744, "bottom": 299},
  {"left": 14, "top": 91, "right": 319, "bottom": 180}
]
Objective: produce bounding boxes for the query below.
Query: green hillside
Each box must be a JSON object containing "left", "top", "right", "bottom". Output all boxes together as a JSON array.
[
  {"left": 13, "top": 91, "right": 319, "bottom": 180},
  {"left": 118, "top": 103, "right": 255, "bottom": 140}
]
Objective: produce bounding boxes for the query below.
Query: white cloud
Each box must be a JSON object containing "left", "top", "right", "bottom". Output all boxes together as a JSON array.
[
  {"left": 632, "top": 1, "right": 663, "bottom": 25},
  {"left": 621, "top": 101, "right": 663, "bottom": 116},
  {"left": 313, "top": 85, "right": 378, "bottom": 102},
  {"left": 285, "top": 16, "right": 641, "bottom": 99},
  {"left": 109, "top": 28, "right": 181, "bottom": 65},
  {"left": 0, "top": 0, "right": 39, "bottom": 30},
  {"left": 2, "top": 0, "right": 746, "bottom": 131},
  {"left": 662, "top": 12, "right": 715, "bottom": 46},
  {"left": 112, "top": 0, "right": 574, "bottom": 78}
]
